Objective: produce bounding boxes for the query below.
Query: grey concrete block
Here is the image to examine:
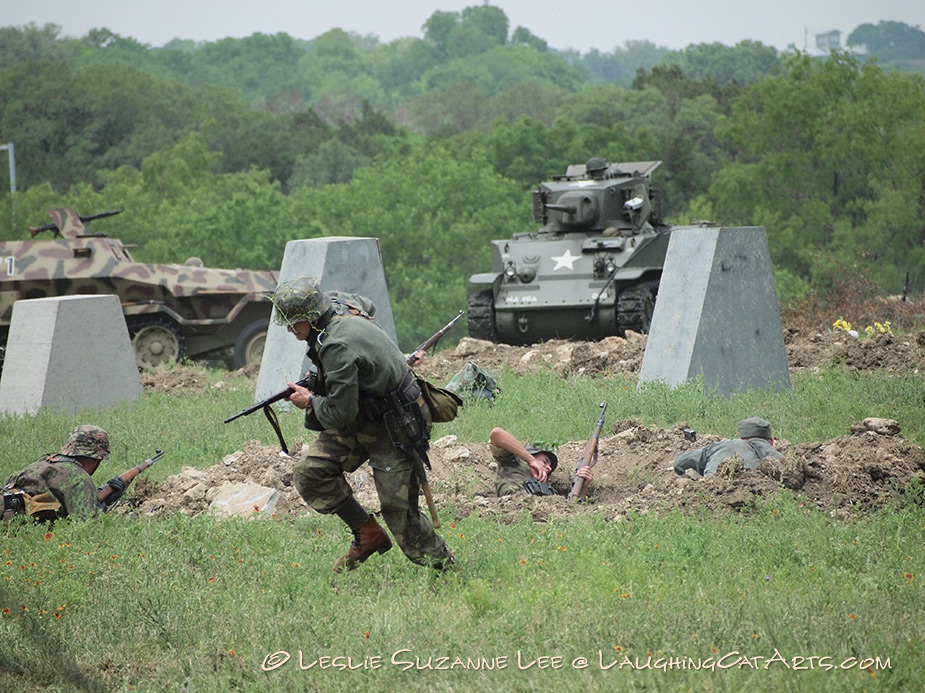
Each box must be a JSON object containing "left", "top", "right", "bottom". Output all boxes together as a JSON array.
[
  {"left": 0, "top": 295, "right": 143, "bottom": 416},
  {"left": 255, "top": 237, "right": 398, "bottom": 402},
  {"left": 638, "top": 226, "right": 791, "bottom": 396}
]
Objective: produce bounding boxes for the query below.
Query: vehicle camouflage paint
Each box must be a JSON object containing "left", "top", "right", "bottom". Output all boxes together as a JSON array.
[
  {"left": 0, "top": 208, "right": 276, "bottom": 371},
  {"left": 467, "top": 157, "right": 697, "bottom": 345}
]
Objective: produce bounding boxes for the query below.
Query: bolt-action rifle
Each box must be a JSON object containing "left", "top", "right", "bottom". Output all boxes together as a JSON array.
[
  {"left": 567, "top": 403, "right": 607, "bottom": 502},
  {"left": 97, "top": 449, "right": 164, "bottom": 503},
  {"left": 411, "top": 311, "right": 464, "bottom": 357}
]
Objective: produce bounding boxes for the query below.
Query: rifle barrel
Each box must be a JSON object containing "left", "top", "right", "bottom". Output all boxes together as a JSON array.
[{"left": 413, "top": 310, "right": 464, "bottom": 354}]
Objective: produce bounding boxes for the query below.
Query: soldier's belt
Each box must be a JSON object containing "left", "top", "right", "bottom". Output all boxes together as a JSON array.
[
  {"left": 523, "top": 479, "right": 557, "bottom": 496},
  {"left": 358, "top": 370, "right": 420, "bottom": 422}
]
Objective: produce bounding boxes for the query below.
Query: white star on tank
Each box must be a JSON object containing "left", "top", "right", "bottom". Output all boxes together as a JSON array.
[{"left": 551, "top": 249, "right": 578, "bottom": 270}]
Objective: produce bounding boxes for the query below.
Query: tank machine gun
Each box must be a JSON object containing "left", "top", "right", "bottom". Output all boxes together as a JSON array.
[{"left": 467, "top": 157, "right": 679, "bottom": 346}]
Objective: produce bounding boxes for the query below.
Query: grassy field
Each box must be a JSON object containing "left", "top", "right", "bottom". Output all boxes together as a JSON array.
[{"left": 1, "top": 363, "right": 924, "bottom": 692}]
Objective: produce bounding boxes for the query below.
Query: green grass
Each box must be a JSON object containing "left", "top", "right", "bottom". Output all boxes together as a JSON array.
[{"left": 1, "top": 363, "right": 924, "bottom": 691}]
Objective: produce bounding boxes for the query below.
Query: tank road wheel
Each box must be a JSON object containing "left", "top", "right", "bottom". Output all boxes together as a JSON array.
[
  {"left": 233, "top": 319, "right": 268, "bottom": 370},
  {"left": 467, "top": 289, "right": 500, "bottom": 342},
  {"left": 130, "top": 320, "right": 184, "bottom": 370},
  {"left": 617, "top": 280, "right": 659, "bottom": 336}
]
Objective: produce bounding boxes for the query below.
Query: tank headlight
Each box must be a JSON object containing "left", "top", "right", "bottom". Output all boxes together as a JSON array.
[
  {"left": 504, "top": 263, "right": 517, "bottom": 281},
  {"left": 624, "top": 197, "right": 644, "bottom": 212},
  {"left": 605, "top": 259, "right": 617, "bottom": 275}
]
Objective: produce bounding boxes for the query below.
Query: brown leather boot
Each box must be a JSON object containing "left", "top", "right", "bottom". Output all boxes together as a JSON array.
[{"left": 332, "top": 515, "right": 392, "bottom": 573}]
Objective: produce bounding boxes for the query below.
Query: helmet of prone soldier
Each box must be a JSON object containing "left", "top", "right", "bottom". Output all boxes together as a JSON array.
[
  {"left": 271, "top": 276, "right": 332, "bottom": 327},
  {"left": 60, "top": 425, "right": 111, "bottom": 461},
  {"left": 525, "top": 445, "right": 558, "bottom": 472}
]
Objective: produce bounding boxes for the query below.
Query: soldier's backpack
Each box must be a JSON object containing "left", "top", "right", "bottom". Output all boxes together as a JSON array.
[{"left": 445, "top": 362, "right": 502, "bottom": 401}]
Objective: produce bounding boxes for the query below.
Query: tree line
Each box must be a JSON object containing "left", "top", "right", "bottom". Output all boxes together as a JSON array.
[{"left": 0, "top": 11, "right": 924, "bottom": 349}]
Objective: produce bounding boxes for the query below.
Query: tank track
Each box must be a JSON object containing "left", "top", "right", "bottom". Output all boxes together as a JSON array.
[
  {"left": 617, "top": 280, "right": 659, "bottom": 336},
  {"left": 466, "top": 289, "right": 500, "bottom": 342}
]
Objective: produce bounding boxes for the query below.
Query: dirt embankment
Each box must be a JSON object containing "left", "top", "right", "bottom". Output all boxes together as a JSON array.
[{"left": 134, "top": 306, "right": 925, "bottom": 523}]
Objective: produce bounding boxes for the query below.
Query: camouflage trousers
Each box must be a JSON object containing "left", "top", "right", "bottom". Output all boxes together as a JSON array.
[{"left": 293, "top": 418, "right": 449, "bottom": 566}]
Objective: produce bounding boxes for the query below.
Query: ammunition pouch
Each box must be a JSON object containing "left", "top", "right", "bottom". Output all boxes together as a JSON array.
[
  {"left": 359, "top": 371, "right": 432, "bottom": 469},
  {"left": 523, "top": 479, "right": 557, "bottom": 496},
  {"left": 1, "top": 489, "right": 26, "bottom": 520},
  {"left": 304, "top": 406, "right": 324, "bottom": 432}
]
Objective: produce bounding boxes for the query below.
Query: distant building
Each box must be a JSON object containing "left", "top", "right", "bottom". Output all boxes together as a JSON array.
[{"left": 814, "top": 30, "right": 841, "bottom": 51}]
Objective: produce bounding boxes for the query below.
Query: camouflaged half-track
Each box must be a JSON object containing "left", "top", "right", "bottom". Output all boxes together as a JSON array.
[
  {"left": 0, "top": 208, "right": 277, "bottom": 371},
  {"left": 467, "top": 158, "right": 678, "bottom": 346}
]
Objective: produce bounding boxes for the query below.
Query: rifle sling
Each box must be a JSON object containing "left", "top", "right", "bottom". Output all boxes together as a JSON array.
[{"left": 263, "top": 405, "right": 290, "bottom": 456}]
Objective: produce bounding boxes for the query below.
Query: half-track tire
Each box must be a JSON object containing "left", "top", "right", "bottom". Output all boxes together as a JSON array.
[
  {"left": 617, "top": 280, "right": 659, "bottom": 336},
  {"left": 129, "top": 318, "right": 185, "bottom": 370},
  {"left": 467, "top": 289, "right": 500, "bottom": 343},
  {"left": 233, "top": 319, "right": 268, "bottom": 370}
]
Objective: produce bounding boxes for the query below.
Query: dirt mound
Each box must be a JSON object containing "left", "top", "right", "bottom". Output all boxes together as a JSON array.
[
  {"left": 127, "top": 417, "right": 925, "bottom": 523},
  {"left": 131, "top": 297, "right": 925, "bottom": 522}
]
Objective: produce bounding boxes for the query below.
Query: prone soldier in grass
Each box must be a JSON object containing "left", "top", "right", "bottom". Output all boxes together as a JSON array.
[
  {"left": 272, "top": 276, "right": 456, "bottom": 573},
  {"left": 672, "top": 417, "right": 782, "bottom": 477},
  {"left": 2, "top": 425, "right": 130, "bottom": 521}
]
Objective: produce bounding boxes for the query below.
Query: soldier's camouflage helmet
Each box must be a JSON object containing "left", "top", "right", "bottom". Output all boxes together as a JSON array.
[
  {"left": 60, "top": 425, "right": 111, "bottom": 461},
  {"left": 270, "top": 276, "right": 332, "bottom": 327}
]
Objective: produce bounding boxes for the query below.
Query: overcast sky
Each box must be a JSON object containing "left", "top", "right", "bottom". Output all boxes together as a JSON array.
[{"left": 4, "top": 0, "right": 923, "bottom": 53}]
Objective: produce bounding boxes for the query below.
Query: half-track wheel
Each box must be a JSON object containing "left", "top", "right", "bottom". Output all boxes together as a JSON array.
[{"left": 130, "top": 319, "right": 184, "bottom": 370}]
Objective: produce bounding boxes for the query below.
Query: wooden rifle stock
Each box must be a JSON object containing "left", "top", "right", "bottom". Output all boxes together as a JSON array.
[
  {"left": 411, "top": 311, "right": 463, "bottom": 358},
  {"left": 97, "top": 449, "right": 164, "bottom": 502},
  {"left": 567, "top": 403, "right": 608, "bottom": 502}
]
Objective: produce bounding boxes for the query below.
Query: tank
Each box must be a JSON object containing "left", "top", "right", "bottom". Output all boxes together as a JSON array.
[
  {"left": 468, "top": 157, "right": 679, "bottom": 345},
  {"left": 0, "top": 207, "right": 277, "bottom": 371}
]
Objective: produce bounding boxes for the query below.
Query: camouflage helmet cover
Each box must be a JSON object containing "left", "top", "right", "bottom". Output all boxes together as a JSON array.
[
  {"left": 60, "top": 425, "right": 111, "bottom": 460},
  {"left": 271, "top": 276, "right": 332, "bottom": 327}
]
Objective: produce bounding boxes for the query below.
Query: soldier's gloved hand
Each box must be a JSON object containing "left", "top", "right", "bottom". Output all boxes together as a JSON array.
[{"left": 100, "top": 476, "right": 128, "bottom": 506}]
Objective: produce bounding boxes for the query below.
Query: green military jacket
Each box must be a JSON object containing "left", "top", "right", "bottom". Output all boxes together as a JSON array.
[
  {"left": 308, "top": 295, "right": 409, "bottom": 431},
  {"left": 492, "top": 444, "right": 539, "bottom": 496},
  {"left": 673, "top": 438, "right": 781, "bottom": 477},
  {"left": 6, "top": 454, "right": 103, "bottom": 519}
]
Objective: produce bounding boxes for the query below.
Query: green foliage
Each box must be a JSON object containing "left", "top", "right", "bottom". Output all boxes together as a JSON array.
[
  {"left": 658, "top": 40, "right": 781, "bottom": 86},
  {"left": 848, "top": 21, "right": 925, "bottom": 62},
  {"left": 2, "top": 17, "right": 925, "bottom": 309},
  {"left": 289, "top": 143, "right": 524, "bottom": 350},
  {"left": 569, "top": 40, "right": 669, "bottom": 86},
  {"left": 709, "top": 51, "right": 925, "bottom": 295}
]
